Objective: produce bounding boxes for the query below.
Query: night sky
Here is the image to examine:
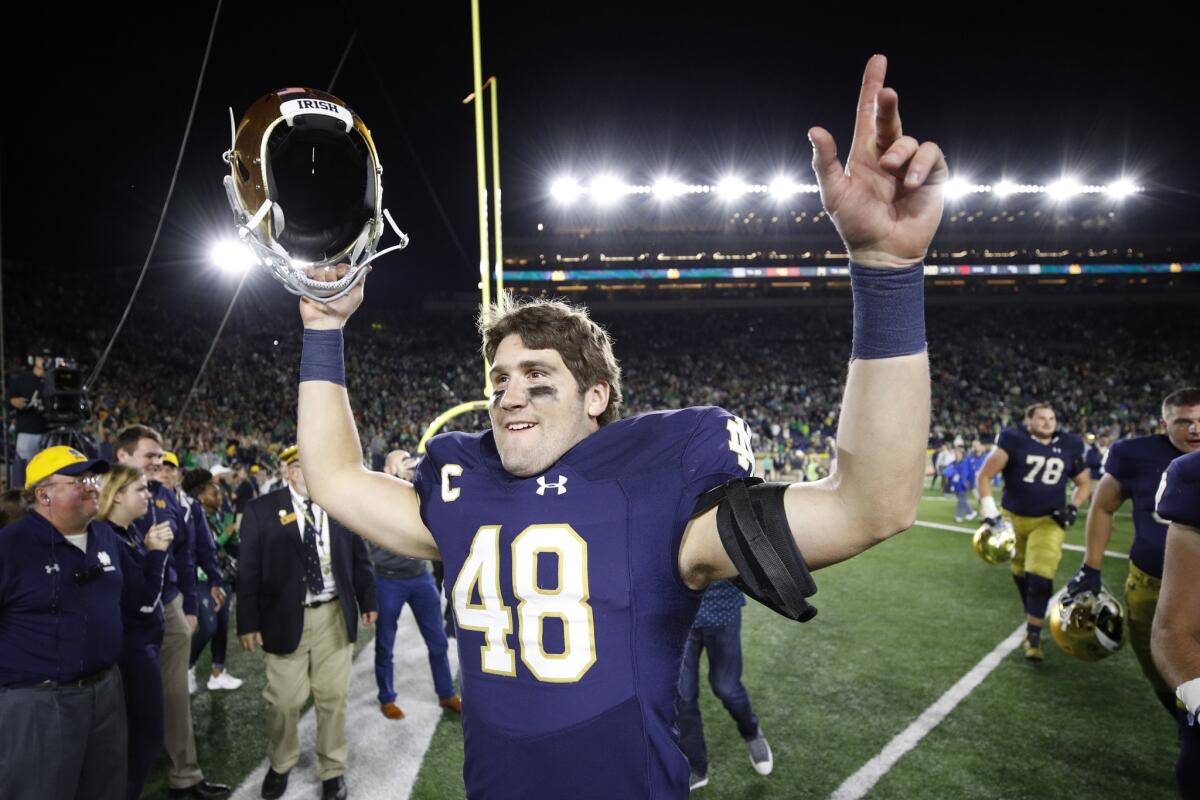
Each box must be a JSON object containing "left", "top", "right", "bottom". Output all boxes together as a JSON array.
[{"left": 3, "top": 3, "right": 1195, "bottom": 295}]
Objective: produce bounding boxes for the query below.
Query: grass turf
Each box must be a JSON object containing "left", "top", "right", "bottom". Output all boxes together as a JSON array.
[{"left": 139, "top": 489, "right": 1177, "bottom": 798}]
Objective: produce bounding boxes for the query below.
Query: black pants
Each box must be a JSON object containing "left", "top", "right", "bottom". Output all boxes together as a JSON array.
[
  {"left": 120, "top": 643, "right": 164, "bottom": 800},
  {"left": 1181, "top": 716, "right": 1200, "bottom": 800},
  {"left": 0, "top": 668, "right": 128, "bottom": 800}
]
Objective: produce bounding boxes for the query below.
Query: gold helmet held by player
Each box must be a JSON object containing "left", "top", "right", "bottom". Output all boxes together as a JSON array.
[
  {"left": 222, "top": 87, "right": 408, "bottom": 302},
  {"left": 1049, "top": 587, "right": 1126, "bottom": 662},
  {"left": 972, "top": 519, "right": 1016, "bottom": 565}
]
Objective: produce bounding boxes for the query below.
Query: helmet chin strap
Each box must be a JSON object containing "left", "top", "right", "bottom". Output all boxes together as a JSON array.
[{"left": 232, "top": 199, "right": 409, "bottom": 304}]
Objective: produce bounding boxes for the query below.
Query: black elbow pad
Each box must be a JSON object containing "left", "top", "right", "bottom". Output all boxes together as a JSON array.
[{"left": 694, "top": 477, "right": 818, "bottom": 622}]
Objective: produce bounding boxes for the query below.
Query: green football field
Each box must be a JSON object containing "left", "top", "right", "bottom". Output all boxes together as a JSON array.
[{"left": 146, "top": 488, "right": 1178, "bottom": 799}]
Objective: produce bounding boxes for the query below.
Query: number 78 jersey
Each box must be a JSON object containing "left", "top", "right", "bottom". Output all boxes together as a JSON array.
[
  {"left": 412, "top": 406, "right": 753, "bottom": 799},
  {"left": 997, "top": 427, "right": 1086, "bottom": 517}
]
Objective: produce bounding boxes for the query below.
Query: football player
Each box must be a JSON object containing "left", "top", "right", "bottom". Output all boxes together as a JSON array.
[
  {"left": 296, "top": 54, "right": 944, "bottom": 799},
  {"left": 1150, "top": 449, "right": 1200, "bottom": 799},
  {"left": 976, "top": 403, "right": 1092, "bottom": 660},
  {"left": 1067, "top": 388, "right": 1200, "bottom": 718}
]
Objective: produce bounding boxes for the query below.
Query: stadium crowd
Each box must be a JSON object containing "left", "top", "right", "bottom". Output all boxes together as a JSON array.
[{"left": 2, "top": 271, "right": 1192, "bottom": 478}]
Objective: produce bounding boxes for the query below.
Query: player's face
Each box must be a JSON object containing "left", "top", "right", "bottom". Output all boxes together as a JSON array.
[
  {"left": 1163, "top": 404, "right": 1200, "bottom": 453},
  {"left": 489, "top": 334, "right": 607, "bottom": 478},
  {"left": 1026, "top": 408, "right": 1057, "bottom": 439}
]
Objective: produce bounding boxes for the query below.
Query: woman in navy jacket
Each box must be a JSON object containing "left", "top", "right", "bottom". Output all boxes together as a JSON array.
[{"left": 97, "top": 465, "right": 174, "bottom": 800}]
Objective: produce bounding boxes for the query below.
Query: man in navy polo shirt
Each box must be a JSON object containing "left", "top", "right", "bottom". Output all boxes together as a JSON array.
[{"left": 0, "top": 445, "right": 124, "bottom": 800}]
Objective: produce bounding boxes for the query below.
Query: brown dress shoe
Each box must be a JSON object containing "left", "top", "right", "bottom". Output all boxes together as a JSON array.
[
  {"left": 380, "top": 702, "right": 406, "bottom": 720},
  {"left": 438, "top": 695, "right": 462, "bottom": 714}
]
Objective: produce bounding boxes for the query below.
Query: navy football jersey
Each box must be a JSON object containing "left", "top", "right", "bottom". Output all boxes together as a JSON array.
[
  {"left": 996, "top": 427, "right": 1086, "bottom": 517},
  {"left": 412, "top": 406, "right": 754, "bottom": 800},
  {"left": 1103, "top": 435, "right": 1188, "bottom": 577},
  {"left": 1156, "top": 450, "right": 1200, "bottom": 530}
]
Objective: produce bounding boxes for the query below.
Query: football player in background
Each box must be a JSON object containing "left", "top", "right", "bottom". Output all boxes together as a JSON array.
[
  {"left": 1067, "top": 388, "right": 1200, "bottom": 718},
  {"left": 976, "top": 404, "right": 1092, "bottom": 660},
  {"left": 295, "top": 54, "right": 944, "bottom": 799},
  {"left": 1150, "top": 449, "right": 1200, "bottom": 799}
]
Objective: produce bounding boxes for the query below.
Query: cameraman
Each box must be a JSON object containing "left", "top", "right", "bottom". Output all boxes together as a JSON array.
[{"left": 6, "top": 351, "right": 48, "bottom": 488}]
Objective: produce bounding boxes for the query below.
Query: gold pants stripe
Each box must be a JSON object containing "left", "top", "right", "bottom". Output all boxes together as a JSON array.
[{"left": 1005, "top": 512, "right": 1066, "bottom": 580}]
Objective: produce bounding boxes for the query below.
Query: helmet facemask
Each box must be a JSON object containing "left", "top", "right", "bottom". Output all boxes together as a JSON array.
[{"left": 222, "top": 88, "right": 408, "bottom": 303}]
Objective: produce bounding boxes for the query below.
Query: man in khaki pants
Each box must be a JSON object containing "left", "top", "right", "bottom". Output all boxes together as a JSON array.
[{"left": 237, "top": 446, "right": 377, "bottom": 800}]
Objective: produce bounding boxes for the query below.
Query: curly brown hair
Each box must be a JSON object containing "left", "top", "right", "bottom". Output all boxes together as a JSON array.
[{"left": 479, "top": 295, "right": 623, "bottom": 426}]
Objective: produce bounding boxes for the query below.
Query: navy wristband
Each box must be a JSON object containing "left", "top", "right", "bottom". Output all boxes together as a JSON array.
[
  {"left": 850, "top": 261, "right": 927, "bottom": 360},
  {"left": 300, "top": 328, "right": 346, "bottom": 386}
]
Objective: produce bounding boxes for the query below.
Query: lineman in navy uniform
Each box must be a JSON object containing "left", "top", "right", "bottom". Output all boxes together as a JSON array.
[
  {"left": 1151, "top": 449, "right": 1200, "bottom": 799},
  {"left": 294, "top": 55, "right": 943, "bottom": 799},
  {"left": 1066, "top": 388, "right": 1200, "bottom": 718},
  {"left": 976, "top": 403, "right": 1092, "bottom": 660},
  {"left": 113, "top": 425, "right": 230, "bottom": 799},
  {"left": 0, "top": 445, "right": 125, "bottom": 800}
]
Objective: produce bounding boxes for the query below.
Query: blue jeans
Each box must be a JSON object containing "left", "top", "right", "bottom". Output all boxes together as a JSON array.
[
  {"left": 675, "top": 618, "right": 759, "bottom": 773},
  {"left": 374, "top": 573, "right": 454, "bottom": 703}
]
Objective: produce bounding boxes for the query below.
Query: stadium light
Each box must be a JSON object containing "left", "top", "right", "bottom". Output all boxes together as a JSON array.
[
  {"left": 590, "top": 174, "right": 626, "bottom": 206},
  {"left": 993, "top": 179, "right": 1017, "bottom": 198},
  {"left": 211, "top": 239, "right": 256, "bottom": 274},
  {"left": 943, "top": 177, "right": 972, "bottom": 200},
  {"left": 768, "top": 176, "right": 800, "bottom": 200},
  {"left": 652, "top": 177, "right": 687, "bottom": 200},
  {"left": 550, "top": 176, "right": 583, "bottom": 205},
  {"left": 1047, "top": 177, "right": 1082, "bottom": 201},
  {"left": 716, "top": 176, "right": 747, "bottom": 200},
  {"left": 1106, "top": 178, "right": 1137, "bottom": 199}
]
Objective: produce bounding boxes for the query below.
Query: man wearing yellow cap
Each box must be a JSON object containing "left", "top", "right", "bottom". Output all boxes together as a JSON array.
[{"left": 0, "top": 446, "right": 129, "bottom": 799}]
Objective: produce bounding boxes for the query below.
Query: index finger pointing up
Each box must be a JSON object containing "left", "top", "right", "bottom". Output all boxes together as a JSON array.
[{"left": 849, "top": 54, "right": 888, "bottom": 160}]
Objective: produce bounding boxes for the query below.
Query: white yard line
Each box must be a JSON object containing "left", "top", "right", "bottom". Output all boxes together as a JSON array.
[
  {"left": 828, "top": 623, "right": 1027, "bottom": 800},
  {"left": 830, "top": 513, "right": 1120, "bottom": 800},
  {"left": 230, "top": 607, "right": 458, "bottom": 800}
]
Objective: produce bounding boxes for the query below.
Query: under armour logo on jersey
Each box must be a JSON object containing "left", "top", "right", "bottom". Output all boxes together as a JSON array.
[
  {"left": 45, "top": 563, "right": 60, "bottom": 574},
  {"left": 97, "top": 551, "right": 112, "bottom": 567},
  {"left": 536, "top": 475, "right": 568, "bottom": 496}
]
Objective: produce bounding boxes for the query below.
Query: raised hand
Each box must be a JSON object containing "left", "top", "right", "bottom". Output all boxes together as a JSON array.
[
  {"left": 810, "top": 54, "right": 948, "bottom": 267},
  {"left": 298, "top": 263, "right": 370, "bottom": 330},
  {"left": 146, "top": 521, "right": 174, "bottom": 552}
]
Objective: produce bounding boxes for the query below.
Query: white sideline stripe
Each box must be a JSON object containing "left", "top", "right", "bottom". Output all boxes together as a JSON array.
[
  {"left": 230, "top": 604, "right": 459, "bottom": 800},
  {"left": 828, "top": 623, "right": 1027, "bottom": 800},
  {"left": 912, "top": 519, "right": 1130, "bottom": 561}
]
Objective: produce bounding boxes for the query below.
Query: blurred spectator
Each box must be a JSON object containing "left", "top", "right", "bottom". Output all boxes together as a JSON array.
[{"left": 5, "top": 350, "right": 48, "bottom": 488}]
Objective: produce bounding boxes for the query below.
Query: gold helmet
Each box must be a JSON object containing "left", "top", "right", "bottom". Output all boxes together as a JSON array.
[
  {"left": 221, "top": 88, "right": 408, "bottom": 302},
  {"left": 972, "top": 519, "right": 1016, "bottom": 565},
  {"left": 1049, "top": 587, "right": 1126, "bottom": 662}
]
